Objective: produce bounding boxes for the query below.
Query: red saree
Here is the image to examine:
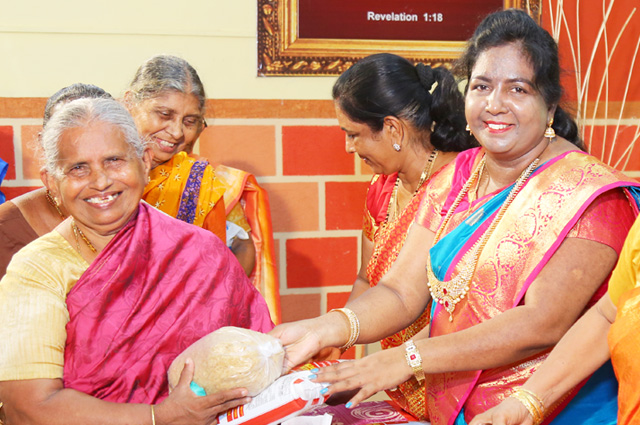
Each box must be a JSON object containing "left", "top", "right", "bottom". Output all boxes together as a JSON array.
[
  {"left": 416, "top": 148, "right": 639, "bottom": 425},
  {"left": 363, "top": 173, "right": 434, "bottom": 419},
  {"left": 62, "top": 202, "right": 274, "bottom": 403}
]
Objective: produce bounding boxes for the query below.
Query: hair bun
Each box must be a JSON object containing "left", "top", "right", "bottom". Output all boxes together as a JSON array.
[{"left": 415, "top": 63, "right": 436, "bottom": 92}]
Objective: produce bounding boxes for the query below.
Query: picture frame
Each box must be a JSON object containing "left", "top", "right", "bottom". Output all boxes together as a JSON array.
[{"left": 257, "top": 0, "right": 541, "bottom": 76}]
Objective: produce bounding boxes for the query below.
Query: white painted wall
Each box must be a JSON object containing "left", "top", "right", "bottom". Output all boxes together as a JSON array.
[{"left": 0, "top": 0, "right": 337, "bottom": 99}]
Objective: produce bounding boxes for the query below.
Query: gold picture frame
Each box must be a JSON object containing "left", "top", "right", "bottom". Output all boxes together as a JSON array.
[{"left": 258, "top": 0, "right": 541, "bottom": 76}]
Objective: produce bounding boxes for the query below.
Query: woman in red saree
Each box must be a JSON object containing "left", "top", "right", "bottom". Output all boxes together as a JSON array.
[
  {"left": 0, "top": 98, "right": 273, "bottom": 425},
  {"left": 271, "top": 9, "right": 640, "bottom": 425},
  {"left": 334, "top": 53, "right": 475, "bottom": 418}
]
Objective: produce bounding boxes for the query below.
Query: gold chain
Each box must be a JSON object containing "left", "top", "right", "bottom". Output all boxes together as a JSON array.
[
  {"left": 72, "top": 219, "right": 97, "bottom": 253},
  {"left": 45, "top": 190, "right": 66, "bottom": 220},
  {"left": 386, "top": 149, "right": 439, "bottom": 223},
  {"left": 426, "top": 155, "right": 540, "bottom": 321}
]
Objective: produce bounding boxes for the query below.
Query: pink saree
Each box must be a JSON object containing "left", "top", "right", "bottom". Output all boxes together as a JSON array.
[
  {"left": 416, "top": 148, "right": 640, "bottom": 425},
  {"left": 62, "top": 202, "right": 274, "bottom": 403}
]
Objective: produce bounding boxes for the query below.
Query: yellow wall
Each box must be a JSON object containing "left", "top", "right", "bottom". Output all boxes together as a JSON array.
[{"left": 0, "top": 0, "right": 336, "bottom": 99}]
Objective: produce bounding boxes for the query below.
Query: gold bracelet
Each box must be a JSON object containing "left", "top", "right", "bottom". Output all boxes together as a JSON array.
[
  {"left": 329, "top": 308, "right": 360, "bottom": 350},
  {"left": 150, "top": 404, "right": 156, "bottom": 425},
  {"left": 403, "top": 340, "right": 425, "bottom": 384},
  {"left": 510, "top": 388, "right": 545, "bottom": 425}
]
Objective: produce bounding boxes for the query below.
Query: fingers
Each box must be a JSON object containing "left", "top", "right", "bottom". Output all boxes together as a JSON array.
[
  {"left": 176, "top": 358, "right": 195, "bottom": 390},
  {"left": 203, "top": 389, "right": 251, "bottom": 416},
  {"left": 469, "top": 412, "right": 493, "bottom": 425}
]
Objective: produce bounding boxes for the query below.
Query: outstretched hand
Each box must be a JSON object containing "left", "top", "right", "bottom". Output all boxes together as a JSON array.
[
  {"left": 269, "top": 319, "right": 327, "bottom": 371},
  {"left": 155, "top": 358, "right": 251, "bottom": 425},
  {"left": 311, "top": 346, "right": 413, "bottom": 408},
  {"left": 468, "top": 397, "right": 534, "bottom": 425}
]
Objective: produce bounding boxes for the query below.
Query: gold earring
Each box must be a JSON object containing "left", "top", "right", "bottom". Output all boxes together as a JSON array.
[
  {"left": 544, "top": 119, "right": 556, "bottom": 140},
  {"left": 465, "top": 124, "right": 472, "bottom": 135}
]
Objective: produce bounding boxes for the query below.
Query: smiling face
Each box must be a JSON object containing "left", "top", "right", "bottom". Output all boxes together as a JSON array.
[
  {"left": 127, "top": 90, "right": 204, "bottom": 168},
  {"left": 46, "top": 121, "right": 151, "bottom": 237},
  {"left": 465, "top": 43, "right": 553, "bottom": 163},
  {"left": 335, "top": 103, "right": 400, "bottom": 175}
]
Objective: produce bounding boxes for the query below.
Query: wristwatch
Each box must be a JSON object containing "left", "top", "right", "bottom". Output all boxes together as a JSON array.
[{"left": 404, "top": 339, "right": 425, "bottom": 384}]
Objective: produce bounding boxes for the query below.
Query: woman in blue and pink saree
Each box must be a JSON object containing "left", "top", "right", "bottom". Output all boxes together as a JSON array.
[{"left": 269, "top": 9, "right": 640, "bottom": 425}]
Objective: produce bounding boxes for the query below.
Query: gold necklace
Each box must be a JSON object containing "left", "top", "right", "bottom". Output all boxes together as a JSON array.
[
  {"left": 45, "top": 190, "right": 66, "bottom": 220},
  {"left": 426, "top": 155, "right": 540, "bottom": 321},
  {"left": 72, "top": 219, "right": 97, "bottom": 253},
  {"left": 386, "top": 149, "right": 439, "bottom": 223}
]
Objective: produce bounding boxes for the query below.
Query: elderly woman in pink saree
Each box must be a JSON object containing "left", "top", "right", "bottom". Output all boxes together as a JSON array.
[{"left": 0, "top": 98, "right": 272, "bottom": 425}]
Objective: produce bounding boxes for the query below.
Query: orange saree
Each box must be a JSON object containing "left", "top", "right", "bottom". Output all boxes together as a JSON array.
[
  {"left": 143, "top": 152, "right": 227, "bottom": 241},
  {"left": 608, "top": 216, "right": 640, "bottom": 425},
  {"left": 213, "top": 164, "right": 281, "bottom": 324},
  {"left": 363, "top": 173, "right": 434, "bottom": 419}
]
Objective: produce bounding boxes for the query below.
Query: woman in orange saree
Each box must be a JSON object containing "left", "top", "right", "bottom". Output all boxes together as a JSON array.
[
  {"left": 334, "top": 53, "right": 475, "bottom": 418},
  {"left": 125, "top": 55, "right": 280, "bottom": 323}
]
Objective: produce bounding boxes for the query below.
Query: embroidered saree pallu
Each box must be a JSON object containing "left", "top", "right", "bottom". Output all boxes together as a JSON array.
[
  {"left": 143, "top": 151, "right": 227, "bottom": 238},
  {"left": 63, "top": 202, "right": 274, "bottom": 403},
  {"left": 416, "top": 148, "right": 640, "bottom": 425},
  {"left": 363, "top": 173, "right": 434, "bottom": 419},
  {"left": 214, "top": 164, "right": 281, "bottom": 324}
]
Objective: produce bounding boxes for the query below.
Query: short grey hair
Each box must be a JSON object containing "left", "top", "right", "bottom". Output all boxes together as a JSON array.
[
  {"left": 127, "top": 54, "right": 206, "bottom": 113},
  {"left": 41, "top": 98, "right": 146, "bottom": 175}
]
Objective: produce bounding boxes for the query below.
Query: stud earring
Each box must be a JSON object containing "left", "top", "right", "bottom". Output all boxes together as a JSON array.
[
  {"left": 465, "top": 124, "right": 473, "bottom": 135},
  {"left": 544, "top": 119, "right": 556, "bottom": 140},
  {"left": 393, "top": 143, "right": 401, "bottom": 152}
]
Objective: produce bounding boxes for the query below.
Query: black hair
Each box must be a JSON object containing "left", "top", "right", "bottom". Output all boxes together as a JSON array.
[
  {"left": 454, "top": 8, "right": 582, "bottom": 148},
  {"left": 43, "top": 83, "right": 112, "bottom": 127},
  {"left": 332, "top": 53, "right": 476, "bottom": 152}
]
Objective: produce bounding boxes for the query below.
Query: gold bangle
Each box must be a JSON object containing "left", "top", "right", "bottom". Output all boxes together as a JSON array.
[
  {"left": 510, "top": 388, "right": 545, "bottom": 425},
  {"left": 150, "top": 404, "right": 156, "bottom": 425},
  {"left": 329, "top": 308, "right": 360, "bottom": 350},
  {"left": 403, "top": 340, "right": 425, "bottom": 384}
]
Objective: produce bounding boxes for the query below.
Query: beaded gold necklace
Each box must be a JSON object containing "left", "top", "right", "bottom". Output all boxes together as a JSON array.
[
  {"left": 45, "top": 190, "right": 66, "bottom": 220},
  {"left": 72, "top": 219, "right": 97, "bottom": 253},
  {"left": 426, "top": 155, "right": 540, "bottom": 321},
  {"left": 386, "top": 149, "right": 439, "bottom": 223}
]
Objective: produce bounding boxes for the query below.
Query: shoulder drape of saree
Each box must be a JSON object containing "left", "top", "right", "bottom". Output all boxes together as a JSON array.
[
  {"left": 62, "top": 203, "right": 273, "bottom": 403},
  {"left": 425, "top": 151, "right": 640, "bottom": 425},
  {"left": 365, "top": 176, "right": 431, "bottom": 420},
  {"left": 212, "top": 164, "right": 281, "bottom": 325},
  {"left": 143, "top": 152, "right": 226, "bottom": 229}
]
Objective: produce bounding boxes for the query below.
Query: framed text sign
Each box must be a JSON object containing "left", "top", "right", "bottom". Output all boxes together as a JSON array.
[{"left": 257, "top": 0, "right": 541, "bottom": 76}]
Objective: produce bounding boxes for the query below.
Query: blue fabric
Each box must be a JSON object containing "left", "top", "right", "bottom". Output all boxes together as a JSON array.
[
  {"left": 550, "top": 361, "right": 618, "bottom": 425},
  {"left": 0, "top": 157, "right": 8, "bottom": 204},
  {"left": 626, "top": 186, "right": 640, "bottom": 208},
  {"left": 428, "top": 183, "right": 514, "bottom": 280},
  {"left": 454, "top": 408, "right": 468, "bottom": 425}
]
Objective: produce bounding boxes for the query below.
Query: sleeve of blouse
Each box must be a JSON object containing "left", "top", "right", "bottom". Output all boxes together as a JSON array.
[
  {"left": 567, "top": 188, "right": 636, "bottom": 255},
  {"left": 0, "top": 241, "right": 74, "bottom": 381}
]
